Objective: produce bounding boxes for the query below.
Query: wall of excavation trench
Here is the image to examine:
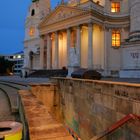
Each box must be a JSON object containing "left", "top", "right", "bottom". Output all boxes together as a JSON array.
[{"left": 30, "top": 78, "right": 140, "bottom": 140}]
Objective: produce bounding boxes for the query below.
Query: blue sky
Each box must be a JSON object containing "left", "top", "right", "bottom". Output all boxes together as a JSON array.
[{"left": 0, "top": 0, "right": 61, "bottom": 55}]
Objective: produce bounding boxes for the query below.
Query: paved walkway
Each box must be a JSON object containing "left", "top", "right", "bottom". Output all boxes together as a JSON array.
[
  {"left": 1, "top": 76, "right": 140, "bottom": 84},
  {"left": 0, "top": 76, "right": 49, "bottom": 84},
  {"left": 19, "top": 90, "right": 73, "bottom": 140}
]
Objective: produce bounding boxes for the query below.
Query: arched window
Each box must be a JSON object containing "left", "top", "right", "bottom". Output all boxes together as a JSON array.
[
  {"left": 112, "top": 30, "right": 121, "bottom": 47},
  {"left": 31, "top": 9, "right": 35, "bottom": 16}
]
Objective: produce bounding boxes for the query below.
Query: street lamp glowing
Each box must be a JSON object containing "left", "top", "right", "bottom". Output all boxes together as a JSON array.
[{"left": 17, "top": 55, "right": 21, "bottom": 59}]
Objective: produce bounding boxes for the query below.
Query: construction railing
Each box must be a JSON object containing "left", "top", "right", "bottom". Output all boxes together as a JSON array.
[{"left": 90, "top": 114, "right": 140, "bottom": 140}]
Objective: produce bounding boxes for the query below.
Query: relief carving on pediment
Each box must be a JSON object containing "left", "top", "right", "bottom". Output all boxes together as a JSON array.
[{"left": 46, "top": 7, "right": 85, "bottom": 25}]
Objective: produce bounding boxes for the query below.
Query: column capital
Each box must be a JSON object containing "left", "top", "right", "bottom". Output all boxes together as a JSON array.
[
  {"left": 67, "top": 28, "right": 71, "bottom": 37},
  {"left": 47, "top": 33, "right": 52, "bottom": 37},
  {"left": 88, "top": 22, "right": 94, "bottom": 27},
  {"left": 102, "top": 25, "right": 107, "bottom": 31},
  {"left": 121, "top": 28, "right": 125, "bottom": 32},
  {"left": 67, "top": 27, "right": 71, "bottom": 31},
  {"left": 109, "top": 28, "right": 112, "bottom": 32},
  {"left": 40, "top": 35, "right": 45, "bottom": 39},
  {"left": 47, "top": 33, "right": 51, "bottom": 41},
  {"left": 50, "top": 32, "right": 52, "bottom": 35},
  {"left": 102, "top": 25, "right": 111, "bottom": 32},
  {"left": 99, "top": 25, "right": 104, "bottom": 31},
  {"left": 77, "top": 25, "right": 82, "bottom": 29},
  {"left": 54, "top": 31, "right": 59, "bottom": 34}
]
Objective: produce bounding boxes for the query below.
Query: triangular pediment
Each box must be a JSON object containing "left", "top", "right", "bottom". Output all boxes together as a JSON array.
[{"left": 40, "top": 5, "right": 87, "bottom": 27}]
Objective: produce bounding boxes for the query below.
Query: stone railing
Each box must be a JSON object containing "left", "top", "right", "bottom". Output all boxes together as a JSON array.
[{"left": 79, "top": 0, "right": 104, "bottom": 14}]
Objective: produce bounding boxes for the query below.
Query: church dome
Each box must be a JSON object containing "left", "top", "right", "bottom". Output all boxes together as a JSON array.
[
  {"left": 68, "top": 0, "right": 80, "bottom": 4},
  {"left": 32, "top": 0, "right": 39, "bottom": 3}
]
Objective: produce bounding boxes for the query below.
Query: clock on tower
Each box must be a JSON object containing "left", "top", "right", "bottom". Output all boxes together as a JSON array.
[{"left": 29, "top": 27, "right": 35, "bottom": 37}]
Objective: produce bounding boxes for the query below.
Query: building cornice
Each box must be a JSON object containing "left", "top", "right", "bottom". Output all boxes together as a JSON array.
[
  {"left": 39, "top": 4, "right": 130, "bottom": 35},
  {"left": 24, "top": 37, "right": 40, "bottom": 43}
]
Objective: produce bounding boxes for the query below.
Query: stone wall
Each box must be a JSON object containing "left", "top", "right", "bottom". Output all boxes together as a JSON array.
[
  {"left": 30, "top": 78, "right": 140, "bottom": 140},
  {"left": 30, "top": 83, "right": 57, "bottom": 113}
]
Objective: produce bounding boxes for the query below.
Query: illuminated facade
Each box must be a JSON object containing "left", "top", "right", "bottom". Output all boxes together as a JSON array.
[{"left": 24, "top": 0, "right": 140, "bottom": 78}]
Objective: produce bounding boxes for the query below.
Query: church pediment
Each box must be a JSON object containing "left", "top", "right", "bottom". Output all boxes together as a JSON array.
[{"left": 39, "top": 5, "right": 87, "bottom": 27}]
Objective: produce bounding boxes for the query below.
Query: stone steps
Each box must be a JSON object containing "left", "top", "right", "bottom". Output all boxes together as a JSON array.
[
  {"left": 18, "top": 90, "right": 73, "bottom": 140},
  {"left": 28, "top": 69, "right": 68, "bottom": 78}
]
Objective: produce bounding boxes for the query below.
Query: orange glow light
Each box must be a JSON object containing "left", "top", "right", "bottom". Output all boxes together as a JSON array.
[
  {"left": 112, "top": 30, "right": 121, "bottom": 47},
  {"left": 29, "top": 27, "right": 35, "bottom": 37},
  {"left": 111, "top": 2, "right": 120, "bottom": 13}
]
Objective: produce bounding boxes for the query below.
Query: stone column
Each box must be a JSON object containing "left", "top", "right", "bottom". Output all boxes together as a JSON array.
[
  {"left": 104, "top": 28, "right": 112, "bottom": 76},
  {"left": 76, "top": 25, "right": 81, "bottom": 67},
  {"left": 47, "top": 34, "right": 51, "bottom": 69},
  {"left": 121, "top": 28, "right": 125, "bottom": 42},
  {"left": 88, "top": 23, "right": 93, "bottom": 69},
  {"left": 40, "top": 36, "right": 45, "bottom": 69},
  {"left": 104, "top": 27, "right": 108, "bottom": 75},
  {"left": 67, "top": 28, "right": 71, "bottom": 66},
  {"left": 55, "top": 31, "right": 59, "bottom": 69}
]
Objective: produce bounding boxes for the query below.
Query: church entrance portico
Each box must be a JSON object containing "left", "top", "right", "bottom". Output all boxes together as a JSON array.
[
  {"left": 44, "top": 31, "right": 68, "bottom": 70},
  {"left": 38, "top": 4, "right": 114, "bottom": 76},
  {"left": 24, "top": 0, "right": 136, "bottom": 78},
  {"left": 39, "top": 22, "right": 105, "bottom": 76}
]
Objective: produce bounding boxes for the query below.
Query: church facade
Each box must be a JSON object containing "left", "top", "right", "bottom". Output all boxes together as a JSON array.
[{"left": 23, "top": 0, "right": 140, "bottom": 78}]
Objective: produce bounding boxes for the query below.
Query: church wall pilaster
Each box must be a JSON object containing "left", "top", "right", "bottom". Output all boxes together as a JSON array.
[
  {"left": 54, "top": 32, "right": 59, "bottom": 69},
  {"left": 76, "top": 25, "right": 81, "bottom": 67},
  {"left": 67, "top": 28, "right": 71, "bottom": 68},
  {"left": 103, "top": 27, "right": 110, "bottom": 76},
  {"left": 40, "top": 36, "right": 45, "bottom": 69},
  {"left": 88, "top": 23, "right": 94, "bottom": 69},
  {"left": 47, "top": 34, "right": 52, "bottom": 69}
]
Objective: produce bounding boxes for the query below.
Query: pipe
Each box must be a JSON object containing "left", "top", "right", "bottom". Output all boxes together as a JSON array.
[{"left": 0, "top": 121, "right": 22, "bottom": 140}]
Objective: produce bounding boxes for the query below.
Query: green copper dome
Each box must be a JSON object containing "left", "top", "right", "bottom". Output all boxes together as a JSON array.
[{"left": 32, "top": 0, "right": 39, "bottom": 3}]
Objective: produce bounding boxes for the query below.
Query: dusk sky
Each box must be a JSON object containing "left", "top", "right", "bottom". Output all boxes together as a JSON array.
[{"left": 0, "top": 0, "right": 61, "bottom": 55}]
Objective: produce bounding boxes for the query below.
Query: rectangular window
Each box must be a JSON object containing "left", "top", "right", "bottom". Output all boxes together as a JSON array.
[
  {"left": 111, "top": 2, "right": 120, "bottom": 13},
  {"left": 112, "top": 30, "right": 121, "bottom": 47}
]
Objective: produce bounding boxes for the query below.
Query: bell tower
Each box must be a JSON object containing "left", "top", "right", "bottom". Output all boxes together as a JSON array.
[
  {"left": 29, "top": 0, "right": 51, "bottom": 20},
  {"left": 37, "top": 0, "right": 51, "bottom": 19},
  {"left": 25, "top": 0, "right": 51, "bottom": 40},
  {"left": 23, "top": 0, "right": 51, "bottom": 73}
]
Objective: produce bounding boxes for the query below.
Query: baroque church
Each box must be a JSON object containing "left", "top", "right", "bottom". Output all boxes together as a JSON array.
[{"left": 23, "top": 0, "right": 140, "bottom": 78}]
